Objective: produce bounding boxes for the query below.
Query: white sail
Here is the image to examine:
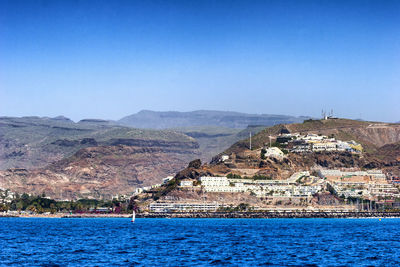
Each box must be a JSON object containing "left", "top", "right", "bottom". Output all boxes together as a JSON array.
[{"left": 131, "top": 210, "right": 136, "bottom": 222}]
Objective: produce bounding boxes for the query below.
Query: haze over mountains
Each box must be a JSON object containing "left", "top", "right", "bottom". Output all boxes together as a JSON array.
[
  {"left": 0, "top": 115, "right": 199, "bottom": 170},
  {"left": 119, "top": 110, "right": 308, "bottom": 129},
  {"left": 118, "top": 110, "right": 310, "bottom": 162}
]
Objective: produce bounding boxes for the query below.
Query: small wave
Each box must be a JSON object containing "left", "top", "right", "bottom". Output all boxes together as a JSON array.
[
  {"left": 41, "top": 263, "right": 61, "bottom": 267},
  {"left": 209, "top": 259, "right": 232, "bottom": 265},
  {"left": 259, "top": 262, "right": 274, "bottom": 266}
]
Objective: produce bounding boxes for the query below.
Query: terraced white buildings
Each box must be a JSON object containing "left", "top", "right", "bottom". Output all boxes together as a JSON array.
[
  {"left": 275, "top": 133, "right": 363, "bottom": 153},
  {"left": 319, "top": 169, "right": 400, "bottom": 199},
  {"left": 199, "top": 172, "right": 323, "bottom": 197}
]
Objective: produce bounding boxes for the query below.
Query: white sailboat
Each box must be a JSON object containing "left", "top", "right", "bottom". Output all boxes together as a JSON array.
[{"left": 131, "top": 210, "right": 136, "bottom": 223}]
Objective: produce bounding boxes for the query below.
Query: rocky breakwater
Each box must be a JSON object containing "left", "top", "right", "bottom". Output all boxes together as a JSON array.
[{"left": 138, "top": 211, "right": 400, "bottom": 219}]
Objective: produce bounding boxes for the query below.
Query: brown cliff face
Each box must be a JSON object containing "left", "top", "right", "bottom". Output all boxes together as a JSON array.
[{"left": 0, "top": 142, "right": 200, "bottom": 200}]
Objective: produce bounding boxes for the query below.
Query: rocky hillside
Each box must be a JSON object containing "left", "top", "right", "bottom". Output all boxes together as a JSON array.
[
  {"left": 0, "top": 116, "right": 197, "bottom": 170},
  {"left": 0, "top": 116, "right": 201, "bottom": 199},
  {"left": 0, "top": 143, "right": 198, "bottom": 200}
]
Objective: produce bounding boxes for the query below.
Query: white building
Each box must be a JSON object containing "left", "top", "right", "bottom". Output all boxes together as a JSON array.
[
  {"left": 163, "top": 176, "right": 174, "bottom": 184},
  {"left": 200, "top": 176, "right": 230, "bottom": 187},
  {"left": 200, "top": 176, "right": 243, "bottom": 193},
  {"left": 301, "top": 134, "right": 326, "bottom": 141},
  {"left": 264, "top": 147, "right": 285, "bottom": 159},
  {"left": 312, "top": 142, "right": 337, "bottom": 152},
  {"left": 134, "top": 188, "right": 143, "bottom": 195},
  {"left": 180, "top": 180, "right": 194, "bottom": 187},
  {"left": 221, "top": 155, "right": 229, "bottom": 162},
  {"left": 200, "top": 173, "right": 322, "bottom": 197},
  {"left": 149, "top": 202, "right": 221, "bottom": 212},
  {"left": 318, "top": 169, "right": 387, "bottom": 179},
  {"left": 0, "top": 188, "right": 15, "bottom": 204}
]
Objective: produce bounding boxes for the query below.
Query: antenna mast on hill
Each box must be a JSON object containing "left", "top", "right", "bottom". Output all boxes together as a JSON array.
[
  {"left": 249, "top": 132, "right": 252, "bottom": 150},
  {"left": 321, "top": 109, "right": 325, "bottom": 120}
]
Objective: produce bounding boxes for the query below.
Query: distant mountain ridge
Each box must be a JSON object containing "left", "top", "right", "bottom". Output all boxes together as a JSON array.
[
  {"left": 0, "top": 116, "right": 198, "bottom": 170},
  {"left": 118, "top": 110, "right": 309, "bottom": 129},
  {"left": 0, "top": 116, "right": 201, "bottom": 199}
]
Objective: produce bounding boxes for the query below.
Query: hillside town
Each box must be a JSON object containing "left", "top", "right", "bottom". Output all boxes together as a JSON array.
[
  {"left": 276, "top": 133, "right": 363, "bottom": 153},
  {"left": 0, "top": 188, "right": 15, "bottom": 206},
  {"left": 141, "top": 167, "right": 400, "bottom": 213},
  {"left": 142, "top": 125, "right": 399, "bottom": 213}
]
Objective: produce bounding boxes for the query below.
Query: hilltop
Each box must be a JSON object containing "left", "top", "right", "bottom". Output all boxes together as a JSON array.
[{"left": 225, "top": 119, "right": 400, "bottom": 155}]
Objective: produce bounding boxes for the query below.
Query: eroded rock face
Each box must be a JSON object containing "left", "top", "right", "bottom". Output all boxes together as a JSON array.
[{"left": 0, "top": 144, "right": 200, "bottom": 200}]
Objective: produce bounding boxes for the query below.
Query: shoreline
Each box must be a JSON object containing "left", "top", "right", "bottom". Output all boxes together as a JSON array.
[{"left": 2, "top": 211, "right": 400, "bottom": 219}]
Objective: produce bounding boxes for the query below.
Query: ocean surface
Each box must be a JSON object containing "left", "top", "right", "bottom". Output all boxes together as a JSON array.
[{"left": 1, "top": 218, "right": 400, "bottom": 266}]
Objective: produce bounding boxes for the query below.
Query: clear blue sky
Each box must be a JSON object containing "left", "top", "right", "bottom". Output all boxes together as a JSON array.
[{"left": 1, "top": 0, "right": 399, "bottom": 122}]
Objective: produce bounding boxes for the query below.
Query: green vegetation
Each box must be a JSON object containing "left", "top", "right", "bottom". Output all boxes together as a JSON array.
[
  {"left": 3, "top": 193, "right": 132, "bottom": 214},
  {"left": 296, "top": 175, "right": 306, "bottom": 184},
  {"left": 260, "top": 148, "right": 266, "bottom": 159},
  {"left": 227, "top": 173, "right": 242, "bottom": 179},
  {"left": 217, "top": 203, "right": 251, "bottom": 212},
  {"left": 152, "top": 179, "right": 179, "bottom": 201},
  {"left": 252, "top": 174, "right": 272, "bottom": 180},
  {"left": 270, "top": 141, "right": 287, "bottom": 149},
  {"left": 226, "top": 173, "right": 272, "bottom": 180}
]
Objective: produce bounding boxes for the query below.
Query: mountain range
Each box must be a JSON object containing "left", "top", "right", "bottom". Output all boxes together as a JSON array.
[
  {"left": 0, "top": 110, "right": 309, "bottom": 199},
  {"left": 118, "top": 110, "right": 308, "bottom": 129}
]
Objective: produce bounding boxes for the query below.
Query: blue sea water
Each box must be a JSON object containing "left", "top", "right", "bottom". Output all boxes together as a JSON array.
[{"left": 1, "top": 218, "right": 400, "bottom": 266}]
